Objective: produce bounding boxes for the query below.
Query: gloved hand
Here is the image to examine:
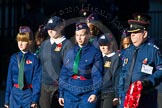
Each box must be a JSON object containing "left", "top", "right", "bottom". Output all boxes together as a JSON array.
[
  {"left": 30, "top": 103, "right": 38, "bottom": 108},
  {"left": 141, "top": 79, "right": 153, "bottom": 88},
  {"left": 4, "top": 104, "right": 9, "bottom": 108}
]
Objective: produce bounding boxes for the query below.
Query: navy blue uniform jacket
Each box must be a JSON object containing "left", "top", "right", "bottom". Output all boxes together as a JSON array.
[
  {"left": 119, "top": 41, "right": 162, "bottom": 96},
  {"left": 5, "top": 51, "right": 42, "bottom": 104},
  {"left": 59, "top": 43, "right": 104, "bottom": 97}
]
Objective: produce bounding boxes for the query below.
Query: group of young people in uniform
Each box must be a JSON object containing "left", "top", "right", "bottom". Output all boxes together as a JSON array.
[{"left": 4, "top": 11, "right": 162, "bottom": 108}]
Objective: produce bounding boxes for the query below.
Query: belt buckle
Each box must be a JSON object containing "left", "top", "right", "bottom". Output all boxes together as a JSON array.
[{"left": 77, "top": 76, "right": 80, "bottom": 79}]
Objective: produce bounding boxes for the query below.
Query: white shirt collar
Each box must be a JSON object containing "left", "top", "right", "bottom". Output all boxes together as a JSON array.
[
  {"left": 50, "top": 36, "right": 66, "bottom": 44},
  {"left": 103, "top": 51, "right": 115, "bottom": 57}
]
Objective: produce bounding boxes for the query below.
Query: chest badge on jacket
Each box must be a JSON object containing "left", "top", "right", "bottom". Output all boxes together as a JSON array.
[
  {"left": 54, "top": 43, "right": 62, "bottom": 52},
  {"left": 141, "top": 58, "right": 153, "bottom": 74},
  {"left": 104, "top": 61, "right": 111, "bottom": 68},
  {"left": 142, "top": 58, "right": 148, "bottom": 64},
  {"left": 26, "top": 60, "right": 32, "bottom": 64},
  {"left": 123, "top": 58, "right": 128, "bottom": 66}
]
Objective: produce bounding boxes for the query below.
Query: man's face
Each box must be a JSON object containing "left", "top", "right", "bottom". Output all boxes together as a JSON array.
[
  {"left": 75, "top": 29, "right": 89, "bottom": 47},
  {"left": 131, "top": 30, "right": 147, "bottom": 47}
]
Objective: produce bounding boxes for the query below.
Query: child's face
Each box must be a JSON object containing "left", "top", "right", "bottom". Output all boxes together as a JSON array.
[
  {"left": 75, "top": 29, "right": 90, "bottom": 47},
  {"left": 18, "top": 41, "right": 29, "bottom": 52},
  {"left": 87, "top": 23, "right": 99, "bottom": 36},
  {"left": 122, "top": 37, "right": 131, "bottom": 49},
  {"left": 35, "top": 38, "right": 44, "bottom": 46},
  {"left": 99, "top": 45, "right": 111, "bottom": 55}
]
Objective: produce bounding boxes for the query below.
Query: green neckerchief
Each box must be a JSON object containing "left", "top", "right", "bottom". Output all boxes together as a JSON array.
[
  {"left": 73, "top": 48, "right": 82, "bottom": 74},
  {"left": 18, "top": 54, "right": 25, "bottom": 89},
  {"left": 89, "top": 38, "right": 94, "bottom": 44}
]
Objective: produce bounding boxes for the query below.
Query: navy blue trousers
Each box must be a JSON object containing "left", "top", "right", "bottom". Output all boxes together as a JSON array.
[
  {"left": 9, "top": 87, "right": 32, "bottom": 108},
  {"left": 64, "top": 91, "right": 98, "bottom": 108}
]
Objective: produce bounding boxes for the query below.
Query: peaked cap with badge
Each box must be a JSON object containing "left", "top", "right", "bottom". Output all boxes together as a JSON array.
[
  {"left": 127, "top": 13, "right": 151, "bottom": 33},
  {"left": 45, "top": 16, "right": 63, "bottom": 30},
  {"left": 98, "top": 34, "right": 110, "bottom": 46}
]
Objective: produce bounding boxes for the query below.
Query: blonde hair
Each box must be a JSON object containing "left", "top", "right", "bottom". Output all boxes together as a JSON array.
[{"left": 16, "top": 33, "right": 30, "bottom": 42}]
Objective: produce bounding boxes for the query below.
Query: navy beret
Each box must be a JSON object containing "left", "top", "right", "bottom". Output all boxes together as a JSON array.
[
  {"left": 76, "top": 22, "right": 89, "bottom": 31},
  {"left": 87, "top": 13, "right": 99, "bottom": 23},
  {"left": 19, "top": 26, "right": 31, "bottom": 33}
]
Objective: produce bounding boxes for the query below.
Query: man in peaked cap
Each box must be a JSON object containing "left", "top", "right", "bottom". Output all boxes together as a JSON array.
[
  {"left": 118, "top": 13, "right": 162, "bottom": 108},
  {"left": 58, "top": 22, "right": 103, "bottom": 108},
  {"left": 39, "top": 16, "right": 73, "bottom": 108}
]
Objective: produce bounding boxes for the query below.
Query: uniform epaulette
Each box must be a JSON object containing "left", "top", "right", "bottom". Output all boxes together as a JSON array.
[{"left": 147, "top": 43, "right": 159, "bottom": 50}]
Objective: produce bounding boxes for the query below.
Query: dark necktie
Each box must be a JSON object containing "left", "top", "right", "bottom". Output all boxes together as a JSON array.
[
  {"left": 103, "top": 56, "right": 111, "bottom": 62},
  {"left": 73, "top": 48, "right": 82, "bottom": 74},
  {"left": 124, "top": 48, "right": 138, "bottom": 92},
  {"left": 18, "top": 54, "right": 25, "bottom": 89}
]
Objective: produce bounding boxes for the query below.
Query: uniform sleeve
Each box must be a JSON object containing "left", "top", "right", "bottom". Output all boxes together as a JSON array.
[
  {"left": 146, "top": 49, "right": 162, "bottom": 86},
  {"left": 113, "top": 56, "right": 122, "bottom": 98},
  {"left": 5, "top": 56, "right": 14, "bottom": 105},
  {"left": 31, "top": 58, "right": 42, "bottom": 103},
  {"left": 118, "top": 70, "right": 126, "bottom": 98},
  {"left": 59, "top": 65, "right": 69, "bottom": 98},
  {"left": 118, "top": 56, "right": 126, "bottom": 98},
  {"left": 91, "top": 50, "right": 104, "bottom": 96},
  {"left": 59, "top": 41, "right": 73, "bottom": 98}
]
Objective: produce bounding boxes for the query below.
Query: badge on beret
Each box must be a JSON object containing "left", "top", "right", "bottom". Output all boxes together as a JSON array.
[
  {"left": 79, "top": 24, "right": 83, "bottom": 29},
  {"left": 48, "top": 19, "right": 53, "bottom": 24},
  {"left": 26, "top": 60, "right": 32, "bottom": 64},
  {"left": 104, "top": 61, "right": 111, "bottom": 68},
  {"left": 137, "top": 15, "right": 141, "bottom": 21},
  {"left": 54, "top": 43, "right": 62, "bottom": 52}
]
